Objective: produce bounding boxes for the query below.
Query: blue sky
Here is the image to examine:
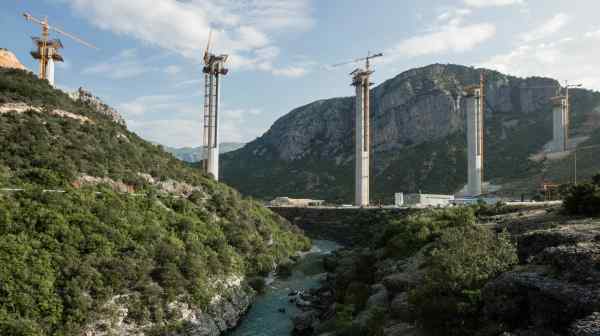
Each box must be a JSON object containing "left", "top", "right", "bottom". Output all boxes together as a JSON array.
[{"left": 2, "top": 0, "right": 599, "bottom": 147}]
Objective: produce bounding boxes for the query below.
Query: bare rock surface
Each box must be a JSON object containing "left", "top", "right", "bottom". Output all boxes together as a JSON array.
[
  {"left": 0, "top": 48, "right": 27, "bottom": 70},
  {"left": 570, "top": 313, "right": 600, "bottom": 336},
  {"left": 84, "top": 277, "right": 254, "bottom": 336}
]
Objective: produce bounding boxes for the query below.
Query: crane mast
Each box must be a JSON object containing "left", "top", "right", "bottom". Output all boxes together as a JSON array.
[{"left": 22, "top": 12, "right": 97, "bottom": 86}]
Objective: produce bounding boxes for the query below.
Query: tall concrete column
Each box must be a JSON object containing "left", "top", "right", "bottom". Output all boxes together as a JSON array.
[
  {"left": 466, "top": 87, "right": 483, "bottom": 197},
  {"left": 209, "top": 73, "right": 221, "bottom": 181},
  {"left": 551, "top": 96, "right": 567, "bottom": 152},
  {"left": 47, "top": 57, "right": 55, "bottom": 87},
  {"left": 202, "top": 55, "right": 228, "bottom": 181},
  {"left": 205, "top": 71, "right": 220, "bottom": 181},
  {"left": 353, "top": 71, "right": 370, "bottom": 207}
]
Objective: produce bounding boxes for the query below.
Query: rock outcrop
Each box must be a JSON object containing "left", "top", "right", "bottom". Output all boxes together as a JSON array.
[
  {"left": 69, "top": 87, "right": 126, "bottom": 126},
  {"left": 84, "top": 276, "right": 254, "bottom": 336},
  {"left": 0, "top": 102, "right": 92, "bottom": 123},
  {"left": 0, "top": 48, "right": 27, "bottom": 71},
  {"left": 482, "top": 220, "right": 600, "bottom": 335}
]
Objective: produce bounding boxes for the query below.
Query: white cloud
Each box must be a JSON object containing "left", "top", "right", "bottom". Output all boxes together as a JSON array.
[
  {"left": 128, "top": 118, "right": 203, "bottom": 148},
  {"left": 61, "top": 0, "right": 313, "bottom": 74},
  {"left": 272, "top": 66, "right": 307, "bottom": 78},
  {"left": 436, "top": 8, "right": 472, "bottom": 27},
  {"left": 463, "top": 0, "right": 524, "bottom": 8},
  {"left": 117, "top": 94, "right": 266, "bottom": 146},
  {"left": 382, "top": 6, "right": 495, "bottom": 62},
  {"left": 164, "top": 65, "right": 182, "bottom": 76},
  {"left": 386, "top": 23, "right": 496, "bottom": 59},
  {"left": 481, "top": 29, "right": 600, "bottom": 90},
  {"left": 117, "top": 94, "right": 178, "bottom": 117},
  {"left": 82, "top": 49, "right": 151, "bottom": 79},
  {"left": 521, "top": 13, "right": 570, "bottom": 42}
]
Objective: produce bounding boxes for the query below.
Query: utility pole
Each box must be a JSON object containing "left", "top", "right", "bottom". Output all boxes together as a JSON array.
[{"left": 346, "top": 52, "right": 383, "bottom": 207}]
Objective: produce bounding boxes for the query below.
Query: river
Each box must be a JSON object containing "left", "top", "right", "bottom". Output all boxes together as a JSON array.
[{"left": 227, "top": 240, "right": 340, "bottom": 336}]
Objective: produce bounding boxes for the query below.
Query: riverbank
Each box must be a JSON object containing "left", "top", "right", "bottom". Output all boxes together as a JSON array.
[{"left": 227, "top": 240, "right": 340, "bottom": 336}]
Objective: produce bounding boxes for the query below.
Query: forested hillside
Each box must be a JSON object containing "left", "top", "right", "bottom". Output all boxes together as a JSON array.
[{"left": 0, "top": 68, "right": 309, "bottom": 335}]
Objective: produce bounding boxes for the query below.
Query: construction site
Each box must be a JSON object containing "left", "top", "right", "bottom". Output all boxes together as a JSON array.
[{"left": 2, "top": 10, "right": 593, "bottom": 209}]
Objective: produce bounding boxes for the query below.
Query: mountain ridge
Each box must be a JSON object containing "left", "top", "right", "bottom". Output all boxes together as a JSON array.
[
  {"left": 221, "top": 63, "right": 600, "bottom": 203},
  {"left": 165, "top": 142, "right": 245, "bottom": 163}
]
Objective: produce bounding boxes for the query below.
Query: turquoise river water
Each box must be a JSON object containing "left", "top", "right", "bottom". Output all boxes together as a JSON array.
[{"left": 227, "top": 240, "right": 340, "bottom": 336}]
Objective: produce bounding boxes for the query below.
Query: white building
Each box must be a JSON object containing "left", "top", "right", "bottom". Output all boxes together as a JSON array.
[
  {"left": 269, "top": 197, "right": 325, "bottom": 207},
  {"left": 395, "top": 193, "right": 404, "bottom": 207},
  {"left": 404, "top": 193, "right": 454, "bottom": 208}
]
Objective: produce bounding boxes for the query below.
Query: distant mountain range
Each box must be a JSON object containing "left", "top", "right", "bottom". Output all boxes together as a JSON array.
[
  {"left": 165, "top": 142, "right": 245, "bottom": 162},
  {"left": 221, "top": 64, "right": 600, "bottom": 203}
]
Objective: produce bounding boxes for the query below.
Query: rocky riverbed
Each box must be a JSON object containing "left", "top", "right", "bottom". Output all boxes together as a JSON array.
[{"left": 227, "top": 240, "right": 340, "bottom": 336}]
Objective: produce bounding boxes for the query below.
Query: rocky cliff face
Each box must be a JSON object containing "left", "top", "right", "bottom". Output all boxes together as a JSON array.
[
  {"left": 84, "top": 276, "right": 254, "bottom": 336},
  {"left": 222, "top": 64, "right": 600, "bottom": 202},
  {"left": 0, "top": 48, "right": 27, "bottom": 71},
  {"left": 69, "top": 87, "right": 127, "bottom": 126}
]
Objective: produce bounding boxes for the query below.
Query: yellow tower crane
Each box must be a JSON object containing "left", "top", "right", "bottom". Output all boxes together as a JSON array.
[{"left": 22, "top": 12, "right": 98, "bottom": 86}]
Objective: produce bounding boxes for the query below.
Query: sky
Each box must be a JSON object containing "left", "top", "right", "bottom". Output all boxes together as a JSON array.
[{"left": 1, "top": 0, "right": 599, "bottom": 148}]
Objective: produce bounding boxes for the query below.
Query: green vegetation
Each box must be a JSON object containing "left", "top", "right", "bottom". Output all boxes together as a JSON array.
[
  {"left": 410, "top": 226, "right": 517, "bottom": 335},
  {"left": 376, "top": 207, "right": 476, "bottom": 258},
  {"left": 563, "top": 173, "right": 600, "bottom": 216},
  {"left": 0, "top": 168, "right": 309, "bottom": 335},
  {"left": 374, "top": 207, "right": 517, "bottom": 335},
  {"left": 0, "top": 69, "right": 310, "bottom": 335},
  {"left": 324, "top": 208, "right": 518, "bottom": 336},
  {"left": 0, "top": 68, "right": 202, "bottom": 186}
]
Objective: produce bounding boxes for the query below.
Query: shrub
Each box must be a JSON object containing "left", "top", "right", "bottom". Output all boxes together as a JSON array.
[
  {"left": 334, "top": 304, "right": 355, "bottom": 331},
  {"left": 593, "top": 173, "right": 600, "bottom": 186},
  {"left": 343, "top": 282, "right": 370, "bottom": 311},
  {"left": 377, "top": 207, "right": 476, "bottom": 258},
  {"left": 410, "top": 226, "right": 517, "bottom": 335},
  {"left": 247, "top": 277, "right": 267, "bottom": 294},
  {"left": 563, "top": 183, "right": 600, "bottom": 217}
]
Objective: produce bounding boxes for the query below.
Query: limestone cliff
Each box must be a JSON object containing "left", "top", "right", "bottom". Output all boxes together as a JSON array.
[
  {"left": 0, "top": 48, "right": 27, "bottom": 71},
  {"left": 69, "top": 87, "right": 127, "bottom": 126},
  {"left": 222, "top": 64, "right": 600, "bottom": 202}
]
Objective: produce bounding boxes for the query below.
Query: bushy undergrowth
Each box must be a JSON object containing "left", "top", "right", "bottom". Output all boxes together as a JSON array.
[
  {"left": 410, "top": 226, "right": 517, "bottom": 335},
  {"left": 373, "top": 208, "right": 517, "bottom": 334},
  {"left": 563, "top": 173, "right": 600, "bottom": 217},
  {"left": 0, "top": 68, "right": 203, "bottom": 187},
  {"left": 0, "top": 69, "right": 311, "bottom": 335},
  {"left": 376, "top": 207, "right": 476, "bottom": 258},
  {"left": 328, "top": 208, "right": 518, "bottom": 336},
  {"left": 0, "top": 169, "right": 309, "bottom": 335}
]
